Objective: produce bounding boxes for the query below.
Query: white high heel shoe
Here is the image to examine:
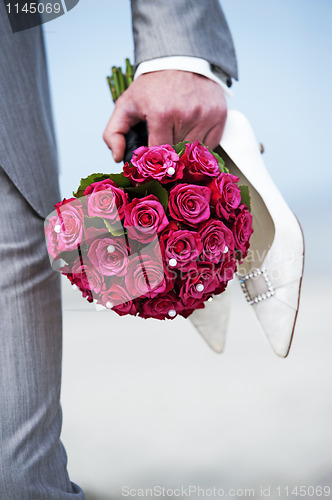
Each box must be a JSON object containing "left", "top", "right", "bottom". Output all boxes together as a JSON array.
[
  {"left": 189, "top": 282, "right": 232, "bottom": 353},
  {"left": 190, "top": 110, "right": 304, "bottom": 357},
  {"left": 218, "top": 110, "right": 304, "bottom": 357}
]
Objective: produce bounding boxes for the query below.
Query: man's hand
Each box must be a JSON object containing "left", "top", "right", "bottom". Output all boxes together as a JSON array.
[{"left": 103, "top": 70, "right": 227, "bottom": 162}]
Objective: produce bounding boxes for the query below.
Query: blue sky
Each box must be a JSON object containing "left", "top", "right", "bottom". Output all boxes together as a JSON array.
[
  {"left": 44, "top": 0, "right": 332, "bottom": 200},
  {"left": 44, "top": 0, "right": 332, "bottom": 274}
]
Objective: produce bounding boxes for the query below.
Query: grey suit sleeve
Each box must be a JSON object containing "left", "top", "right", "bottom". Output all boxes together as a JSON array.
[{"left": 131, "top": 0, "right": 238, "bottom": 82}]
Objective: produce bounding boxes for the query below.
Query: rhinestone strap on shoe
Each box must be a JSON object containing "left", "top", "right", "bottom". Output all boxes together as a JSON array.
[{"left": 238, "top": 268, "right": 275, "bottom": 305}]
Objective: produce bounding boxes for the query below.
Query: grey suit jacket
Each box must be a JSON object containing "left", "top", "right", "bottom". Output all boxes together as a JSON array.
[{"left": 0, "top": 0, "right": 237, "bottom": 219}]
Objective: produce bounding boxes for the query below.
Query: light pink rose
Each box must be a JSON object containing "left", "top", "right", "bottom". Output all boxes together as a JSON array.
[
  {"left": 84, "top": 179, "right": 128, "bottom": 221},
  {"left": 125, "top": 255, "right": 169, "bottom": 299},
  {"left": 168, "top": 183, "right": 211, "bottom": 227},
  {"left": 123, "top": 144, "right": 184, "bottom": 184},
  {"left": 84, "top": 226, "right": 109, "bottom": 245},
  {"left": 45, "top": 215, "right": 59, "bottom": 260},
  {"left": 71, "top": 258, "right": 104, "bottom": 294},
  {"left": 46, "top": 198, "right": 85, "bottom": 257},
  {"left": 87, "top": 237, "right": 129, "bottom": 276}
]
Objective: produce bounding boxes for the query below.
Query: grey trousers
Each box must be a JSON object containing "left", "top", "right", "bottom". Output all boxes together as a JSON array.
[{"left": 0, "top": 167, "right": 85, "bottom": 499}]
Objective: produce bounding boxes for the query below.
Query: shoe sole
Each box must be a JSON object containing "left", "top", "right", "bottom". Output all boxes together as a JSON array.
[{"left": 284, "top": 215, "right": 305, "bottom": 357}]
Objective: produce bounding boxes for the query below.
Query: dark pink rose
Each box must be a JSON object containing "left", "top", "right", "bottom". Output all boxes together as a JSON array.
[
  {"left": 54, "top": 197, "right": 79, "bottom": 211},
  {"left": 198, "top": 219, "right": 234, "bottom": 263},
  {"left": 71, "top": 257, "right": 104, "bottom": 294},
  {"left": 169, "top": 183, "right": 211, "bottom": 227},
  {"left": 61, "top": 261, "right": 94, "bottom": 303},
  {"left": 164, "top": 230, "right": 203, "bottom": 271},
  {"left": 83, "top": 179, "right": 114, "bottom": 196},
  {"left": 232, "top": 205, "right": 254, "bottom": 259},
  {"left": 180, "top": 298, "right": 206, "bottom": 319},
  {"left": 123, "top": 144, "right": 184, "bottom": 184},
  {"left": 158, "top": 221, "right": 180, "bottom": 251},
  {"left": 84, "top": 179, "right": 128, "bottom": 221},
  {"left": 217, "top": 254, "right": 237, "bottom": 283},
  {"left": 140, "top": 291, "right": 181, "bottom": 320},
  {"left": 125, "top": 255, "right": 170, "bottom": 299},
  {"left": 124, "top": 195, "right": 169, "bottom": 243},
  {"left": 179, "top": 261, "right": 219, "bottom": 304},
  {"left": 88, "top": 237, "right": 129, "bottom": 276},
  {"left": 208, "top": 173, "right": 241, "bottom": 220},
  {"left": 47, "top": 198, "right": 85, "bottom": 255},
  {"left": 99, "top": 284, "right": 137, "bottom": 316},
  {"left": 181, "top": 140, "right": 220, "bottom": 183},
  {"left": 212, "top": 280, "right": 227, "bottom": 296}
]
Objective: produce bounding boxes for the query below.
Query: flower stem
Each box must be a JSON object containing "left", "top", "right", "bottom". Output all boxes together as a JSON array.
[{"left": 107, "top": 59, "right": 134, "bottom": 103}]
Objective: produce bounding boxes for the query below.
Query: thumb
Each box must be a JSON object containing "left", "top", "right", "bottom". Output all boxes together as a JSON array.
[{"left": 103, "top": 98, "right": 140, "bottom": 162}]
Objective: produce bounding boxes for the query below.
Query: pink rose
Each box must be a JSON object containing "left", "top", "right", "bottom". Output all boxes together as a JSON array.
[
  {"left": 99, "top": 284, "right": 137, "bottom": 316},
  {"left": 140, "top": 291, "right": 181, "bottom": 320},
  {"left": 168, "top": 183, "right": 211, "bottom": 227},
  {"left": 123, "top": 144, "right": 184, "bottom": 184},
  {"left": 180, "top": 298, "right": 206, "bottom": 319},
  {"left": 181, "top": 141, "right": 220, "bottom": 183},
  {"left": 125, "top": 255, "right": 170, "bottom": 299},
  {"left": 164, "top": 229, "right": 203, "bottom": 271},
  {"left": 61, "top": 261, "right": 94, "bottom": 303},
  {"left": 198, "top": 219, "right": 234, "bottom": 263},
  {"left": 71, "top": 257, "right": 104, "bottom": 295},
  {"left": 217, "top": 254, "right": 237, "bottom": 283},
  {"left": 124, "top": 195, "right": 169, "bottom": 243},
  {"left": 84, "top": 179, "right": 128, "bottom": 221},
  {"left": 208, "top": 173, "right": 241, "bottom": 220},
  {"left": 45, "top": 215, "right": 59, "bottom": 260},
  {"left": 88, "top": 237, "right": 129, "bottom": 276},
  {"left": 232, "top": 205, "right": 254, "bottom": 259},
  {"left": 179, "top": 261, "right": 219, "bottom": 304},
  {"left": 46, "top": 198, "right": 85, "bottom": 256},
  {"left": 84, "top": 226, "right": 109, "bottom": 245}
]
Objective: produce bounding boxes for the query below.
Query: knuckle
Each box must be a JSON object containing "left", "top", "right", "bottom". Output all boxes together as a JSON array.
[
  {"left": 156, "top": 105, "right": 172, "bottom": 123},
  {"left": 114, "top": 95, "right": 126, "bottom": 112},
  {"left": 177, "top": 104, "right": 202, "bottom": 127}
]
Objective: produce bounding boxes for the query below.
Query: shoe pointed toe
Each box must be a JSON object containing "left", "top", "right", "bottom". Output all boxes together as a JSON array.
[
  {"left": 189, "top": 285, "right": 231, "bottom": 353},
  {"left": 254, "top": 292, "right": 300, "bottom": 358}
]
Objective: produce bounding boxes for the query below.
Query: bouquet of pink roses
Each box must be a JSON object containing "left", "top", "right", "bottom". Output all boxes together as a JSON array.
[
  {"left": 44, "top": 59, "right": 253, "bottom": 320},
  {"left": 45, "top": 139, "right": 253, "bottom": 320}
]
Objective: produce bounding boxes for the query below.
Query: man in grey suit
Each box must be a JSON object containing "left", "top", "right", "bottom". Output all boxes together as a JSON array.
[{"left": 0, "top": 1, "right": 237, "bottom": 498}]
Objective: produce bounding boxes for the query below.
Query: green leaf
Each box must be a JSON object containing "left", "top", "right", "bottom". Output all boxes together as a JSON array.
[
  {"left": 126, "top": 180, "right": 169, "bottom": 212},
  {"left": 103, "top": 219, "right": 125, "bottom": 236},
  {"left": 173, "top": 141, "right": 188, "bottom": 157},
  {"left": 107, "top": 173, "right": 131, "bottom": 188},
  {"left": 206, "top": 146, "right": 228, "bottom": 173},
  {"left": 239, "top": 185, "right": 251, "bottom": 212},
  {"left": 73, "top": 172, "right": 130, "bottom": 199},
  {"left": 83, "top": 216, "right": 107, "bottom": 230},
  {"left": 73, "top": 173, "right": 111, "bottom": 198}
]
